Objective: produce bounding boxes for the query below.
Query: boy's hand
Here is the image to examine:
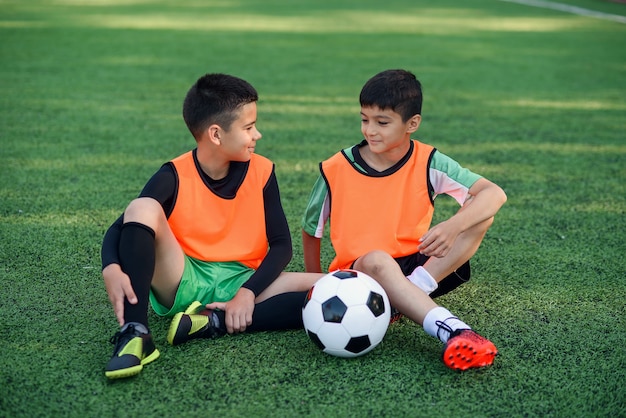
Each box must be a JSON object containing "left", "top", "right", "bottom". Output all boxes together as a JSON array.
[
  {"left": 102, "top": 263, "right": 137, "bottom": 327},
  {"left": 205, "top": 288, "right": 255, "bottom": 334},
  {"left": 418, "top": 218, "right": 461, "bottom": 258}
]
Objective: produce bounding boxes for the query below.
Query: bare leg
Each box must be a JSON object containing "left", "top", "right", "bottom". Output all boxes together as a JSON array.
[
  {"left": 256, "top": 272, "right": 324, "bottom": 303},
  {"left": 353, "top": 250, "right": 437, "bottom": 325},
  {"left": 425, "top": 215, "right": 493, "bottom": 282},
  {"left": 331, "top": 250, "right": 499, "bottom": 371}
]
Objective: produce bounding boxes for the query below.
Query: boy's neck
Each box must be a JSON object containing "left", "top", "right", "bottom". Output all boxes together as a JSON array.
[
  {"left": 360, "top": 139, "right": 411, "bottom": 172},
  {"left": 196, "top": 147, "right": 230, "bottom": 180}
]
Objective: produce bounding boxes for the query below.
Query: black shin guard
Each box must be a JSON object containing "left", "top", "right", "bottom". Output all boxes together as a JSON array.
[{"left": 118, "top": 222, "right": 156, "bottom": 327}]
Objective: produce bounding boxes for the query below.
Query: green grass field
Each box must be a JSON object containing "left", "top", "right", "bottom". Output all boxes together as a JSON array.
[{"left": 1, "top": 0, "right": 625, "bottom": 416}]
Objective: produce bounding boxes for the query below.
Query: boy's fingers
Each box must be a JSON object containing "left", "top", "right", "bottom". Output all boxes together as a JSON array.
[
  {"left": 112, "top": 281, "right": 136, "bottom": 327},
  {"left": 234, "top": 314, "right": 248, "bottom": 333},
  {"left": 124, "top": 282, "right": 137, "bottom": 305},
  {"left": 115, "top": 299, "right": 125, "bottom": 326},
  {"left": 419, "top": 241, "right": 434, "bottom": 254},
  {"left": 225, "top": 315, "right": 234, "bottom": 334},
  {"left": 231, "top": 316, "right": 241, "bottom": 333}
]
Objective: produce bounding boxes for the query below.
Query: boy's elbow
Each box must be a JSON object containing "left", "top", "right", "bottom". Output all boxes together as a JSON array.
[
  {"left": 485, "top": 179, "right": 507, "bottom": 206},
  {"left": 483, "top": 182, "right": 507, "bottom": 213},
  {"left": 490, "top": 185, "right": 507, "bottom": 215},
  {"left": 498, "top": 186, "right": 507, "bottom": 206}
]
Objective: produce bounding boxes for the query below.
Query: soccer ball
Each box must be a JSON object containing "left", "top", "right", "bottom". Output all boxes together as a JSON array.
[{"left": 302, "top": 269, "right": 391, "bottom": 358}]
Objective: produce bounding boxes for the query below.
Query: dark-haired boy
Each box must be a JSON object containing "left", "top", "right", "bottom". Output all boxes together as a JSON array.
[
  {"left": 101, "top": 73, "right": 321, "bottom": 379},
  {"left": 302, "top": 69, "right": 507, "bottom": 371}
]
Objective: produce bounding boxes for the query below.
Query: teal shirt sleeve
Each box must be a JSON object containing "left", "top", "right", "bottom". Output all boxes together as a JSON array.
[
  {"left": 429, "top": 150, "right": 482, "bottom": 205},
  {"left": 301, "top": 174, "right": 330, "bottom": 238}
]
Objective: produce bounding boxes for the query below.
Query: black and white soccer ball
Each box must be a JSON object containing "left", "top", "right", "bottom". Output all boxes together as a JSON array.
[{"left": 302, "top": 269, "right": 391, "bottom": 358}]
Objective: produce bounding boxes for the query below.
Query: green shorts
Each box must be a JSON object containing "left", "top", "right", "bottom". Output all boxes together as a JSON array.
[{"left": 149, "top": 256, "right": 255, "bottom": 317}]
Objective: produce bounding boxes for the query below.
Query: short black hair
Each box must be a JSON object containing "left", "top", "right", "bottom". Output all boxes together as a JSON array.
[
  {"left": 359, "top": 69, "right": 422, "bottom": 122},
  {"left": 182, "top": 73, "right": 258, "bottom": 138}
]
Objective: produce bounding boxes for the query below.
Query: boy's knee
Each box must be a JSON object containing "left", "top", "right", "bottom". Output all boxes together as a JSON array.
[
  {"left": 355, "top": 250, "right": 395, "bottom": 276},
  {"left": 123, "top": 197, "right": 164, "bottom": 226}
]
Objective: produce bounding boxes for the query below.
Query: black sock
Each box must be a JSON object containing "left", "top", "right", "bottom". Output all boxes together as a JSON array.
[
  {"left": 118, "top": 222, "right": 155, "bottom": 328},
  {"left": 247, "top": 291, "right": 308, "bottom": 332}
]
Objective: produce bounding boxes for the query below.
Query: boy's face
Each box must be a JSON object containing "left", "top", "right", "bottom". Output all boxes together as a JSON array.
[
  {"left": 360, "top": 106, "right": 420, "bottom": 155},
  {"left": 218, "top": 101, "right": 262, "bottom": 162}
]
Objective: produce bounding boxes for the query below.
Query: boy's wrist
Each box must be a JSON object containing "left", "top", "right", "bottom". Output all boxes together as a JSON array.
[{"left": 102, "top": 262, "right": 122, "bottom": 275}]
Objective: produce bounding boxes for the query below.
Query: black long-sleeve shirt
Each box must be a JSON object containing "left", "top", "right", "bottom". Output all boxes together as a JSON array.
[{"left": 101, "top": 151, "right": 292, "bottom": 296}]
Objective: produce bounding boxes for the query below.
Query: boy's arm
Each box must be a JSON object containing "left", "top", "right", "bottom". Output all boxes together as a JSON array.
[
  {"left": 101, "top": 215, "right": 124, "bottom": 270},
  {"left": 215, "top": 169, "right": 291, "bottom": 333},
  {"left": 300, "top": 174, "right": 330, "bottom": 273},
  {"left": 302, "top": 230, "right": 322, "bottom": 273},
  {"left": 418, "top": 178, "right": 507, "bottom": 257},
  {"left": 240, "top": 169, "right": 292, "bottom": 296},
  {"left": 464, "top": 178, "right": 507, "bottom": 223}
]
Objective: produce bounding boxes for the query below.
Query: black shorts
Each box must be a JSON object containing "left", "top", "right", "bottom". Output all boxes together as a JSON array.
[{"left": 395, "top": 252, "right": 471, "bottom": 299}]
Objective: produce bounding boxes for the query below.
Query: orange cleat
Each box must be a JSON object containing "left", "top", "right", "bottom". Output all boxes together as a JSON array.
[{"left": 443, "top": 329, "right": 498, "bottom": 371}]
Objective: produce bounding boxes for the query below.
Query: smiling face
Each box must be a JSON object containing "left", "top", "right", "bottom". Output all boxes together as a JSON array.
[
  {"left": 217, "top": 101, "right": 262, "bottom": 162},
  {"left": 360, "top": 105, "right": 420, "bottom": 157}
]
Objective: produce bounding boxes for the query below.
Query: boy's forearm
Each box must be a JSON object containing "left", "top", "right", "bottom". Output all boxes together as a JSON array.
[
  {"left": 101, "top": 214, "right": 124, "bottom": 270},
  {"left": 458, "top": 180, "right": 507, "bottom": 230},
  {"left": 301, "top": 230, "right": 323, "bottom": 273}
]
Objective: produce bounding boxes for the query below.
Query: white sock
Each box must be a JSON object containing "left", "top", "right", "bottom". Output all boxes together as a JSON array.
[
  {"left": 407, "top": 266, "right": 438, "bottom": 295},
  {"left": 423, "top": 307, "right": 470, "bottom": 343}
]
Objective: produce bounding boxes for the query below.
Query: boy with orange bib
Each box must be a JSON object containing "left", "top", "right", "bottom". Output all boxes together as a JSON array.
[
  {"left": 101, "top": 73, "right": 322, "bottom": 379},
  {"left": 301, "top": 69, "right": 507, "bottom": 371}
]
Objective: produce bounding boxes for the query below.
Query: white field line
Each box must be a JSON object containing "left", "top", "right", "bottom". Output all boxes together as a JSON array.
[{"left": 498, "top": 0, "right": 626, "bottom": 24}]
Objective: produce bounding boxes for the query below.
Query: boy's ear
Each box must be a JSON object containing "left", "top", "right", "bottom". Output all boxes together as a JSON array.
[
  {"left": 407, "top": 114, "right": 422, "bottom": 133},
  {"left": 207, "top": 124, "right": 222, "bottom": 145}
]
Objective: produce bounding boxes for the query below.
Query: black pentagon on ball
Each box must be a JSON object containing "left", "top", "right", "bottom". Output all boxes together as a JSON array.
[
  {"left": 322, "top": 296, "right": 347, "bottom": 323},
  {"left": 345, "top": 335, "right": 371, "bottom": 354},
  {"left": 332, "top": 270, "right": 358, "bottom": 279},
  {"left": 366, "top": 291, "right": 386, "bottom": 317},
  {"left": 307, "top": 331, "right": 325, "bottom": 350}
]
